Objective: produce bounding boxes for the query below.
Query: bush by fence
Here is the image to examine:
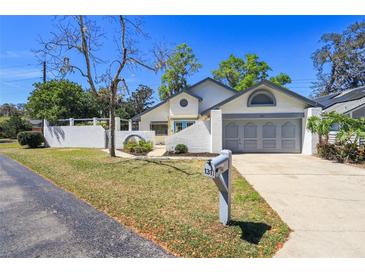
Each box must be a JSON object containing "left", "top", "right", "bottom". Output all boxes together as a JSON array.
[
  {"left": 17, "top": 131, "right": 45, "bottom": 148},
  {"left": 308, "top": 112, "right": 365, "bottom": 163}
]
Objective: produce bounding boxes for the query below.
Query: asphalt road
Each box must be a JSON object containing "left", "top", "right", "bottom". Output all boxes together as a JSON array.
[{"left": 0, "top": 155, "right": 171, "bottom": 258}]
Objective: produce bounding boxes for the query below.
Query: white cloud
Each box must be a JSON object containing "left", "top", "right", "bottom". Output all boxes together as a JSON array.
[
  {"left": 0, "top": 67, "right": 41, "bottom": 80},
  {"left": 0, "top": 50, "right": 33, "bottom": 59}
]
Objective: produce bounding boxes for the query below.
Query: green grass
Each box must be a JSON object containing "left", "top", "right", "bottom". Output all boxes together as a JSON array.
[
  {"left": 1, "top": 147, "right": 289, "bottom": 257},
  {"left": 0, "top": 139, "right": 20, "bottom": 149}
]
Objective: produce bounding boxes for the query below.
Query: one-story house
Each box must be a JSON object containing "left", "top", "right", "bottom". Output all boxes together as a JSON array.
[
  {"left": 132, "top": 77, "right": 323, "bottom": 154},
  {"left": 314, "top": 86, "right": 365, "bottom": 118}
]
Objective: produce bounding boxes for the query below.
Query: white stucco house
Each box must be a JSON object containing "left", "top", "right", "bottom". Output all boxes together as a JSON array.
[{"left": 132, "top": 77, "right": 323, "bottom": 154}]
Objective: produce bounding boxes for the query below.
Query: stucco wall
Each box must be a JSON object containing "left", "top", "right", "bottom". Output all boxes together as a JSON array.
[
  {"left": 210, "top": 109, "right": 222, "bottom": 153},
  {"left": 165, "top": 120, "right": 211, "bottom": 153},
  {"left": 189, "top": 80, "right": 235, "bottom": 113},
  {"left": 169, "top": 92, "right": 199, "bottom": 118},
  {"left": 220, "top": 85, "right": 307, "bottom": 114},
  {"left": 302, "top": 107, "right": 321, "bottom": 155},
  {"left": 44, "top": 122, "right": 106, "bottom": 148},
  {"left": 114, "top": 131, "right": 155, "bottom": 149}
]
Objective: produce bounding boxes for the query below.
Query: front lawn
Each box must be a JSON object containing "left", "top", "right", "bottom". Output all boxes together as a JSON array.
[
  {"left": 0, "top": 139, "right": 20, "bottom": 149},
  {"left": 1, "top": 147, "right": 289, "bottom": 257}
]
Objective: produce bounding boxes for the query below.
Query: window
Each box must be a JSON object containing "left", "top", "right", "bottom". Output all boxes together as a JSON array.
[
  {"left": 248, "top": 90, "right": 276, "bottom": 107},
  {"left": 150, "top": 122, "right": 168, "bottom": 136},
  {"left": 173, "top": 121, "right": 195, "bottom": 133},
  {"left": 179, "top": 98, "right": 188, "bottom": 107}
]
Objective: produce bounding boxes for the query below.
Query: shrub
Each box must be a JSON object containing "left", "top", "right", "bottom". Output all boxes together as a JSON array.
[
  {"left": 175, "top": 144, "right": 188, "bottom": 154},
  {"left": 17, "top": 131, "right": 45, "bottom": 148},
  {"left": 317, "top": 142, "right": 365, "bottom": 163},
  {"left": 316, "top": 143, "right": 336, "bottom": 160},
  {"left": 124, "top": 140, "right": 153, "bottom": 154}
]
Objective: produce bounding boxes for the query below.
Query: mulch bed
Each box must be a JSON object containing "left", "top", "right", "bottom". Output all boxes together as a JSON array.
[
  {"left": 163, "top": 151, "right": 219, "bottom": 157},
  {"left": 118, "top": 149, "right": 149, "bottom": 156}
]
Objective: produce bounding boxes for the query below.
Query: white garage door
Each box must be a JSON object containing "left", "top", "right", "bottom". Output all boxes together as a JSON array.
[{"left": 223, "top": 119, "right": 302, "bottom": 153}]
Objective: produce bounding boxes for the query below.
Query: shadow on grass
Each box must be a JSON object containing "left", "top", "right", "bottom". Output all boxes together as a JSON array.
[
  {"left": 229, "top": 220, "right": 271, "bottom": 244},
  {"left": 106, "top": 158, "right": 201, "bottom": 176},
  {"left": 141, "top": 159, "right": 201, "bottom": 176}
]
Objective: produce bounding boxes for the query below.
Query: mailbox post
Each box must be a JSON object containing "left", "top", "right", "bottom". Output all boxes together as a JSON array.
[{"left": 203, "top": 149, "right": 232, "bottom": 225}]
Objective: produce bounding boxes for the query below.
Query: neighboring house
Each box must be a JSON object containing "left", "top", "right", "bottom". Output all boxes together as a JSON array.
[
  {"left": 314, "top": 86, "right": 365, "bottom": 145},
  {"left": 314, "top": 86, "right": 365, "bottom": 118},
  {"left": 132, "top": 77, "right": 323, "bottom": 154}
]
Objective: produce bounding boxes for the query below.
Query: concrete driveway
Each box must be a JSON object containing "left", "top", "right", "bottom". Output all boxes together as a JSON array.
[{"left": 232, "top": 154, "right": 365, "bottom": 257}]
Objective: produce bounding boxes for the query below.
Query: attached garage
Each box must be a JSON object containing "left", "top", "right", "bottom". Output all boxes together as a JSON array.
[{"left": 223, "top": 114, "right": 303, "bottom": 153}]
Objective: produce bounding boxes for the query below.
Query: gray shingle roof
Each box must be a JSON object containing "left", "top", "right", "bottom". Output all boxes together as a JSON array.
[{"left": 314, "top": 86, "right": 365, "bottom": 109}]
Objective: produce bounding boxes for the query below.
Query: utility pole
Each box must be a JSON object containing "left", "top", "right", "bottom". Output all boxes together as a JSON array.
[{"left": 42, "top": 61, "right": 46, "bottom": 83}]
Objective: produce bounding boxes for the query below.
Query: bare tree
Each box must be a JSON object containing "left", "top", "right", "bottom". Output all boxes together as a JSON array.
[{"left": 37, "top": 16, "right": 166, "bottom": 156}]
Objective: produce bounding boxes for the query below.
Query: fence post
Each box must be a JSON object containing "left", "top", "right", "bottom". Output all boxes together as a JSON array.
[
  {"left": 128, "top": 119, "right": 132, "bottom": 131},
  {"left": 115, "top": 117, "right": 120, "bottom": 131},
  {"left": 93, "top": 117, "right": 97, "bottom": 126},
  {"left": 69, "top": 118, "right": 74, "bottom": 126}
]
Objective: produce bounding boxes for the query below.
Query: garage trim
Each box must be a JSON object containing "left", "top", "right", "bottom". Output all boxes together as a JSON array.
[{"left": 222, "top": 112, "right": 304, "bottom": 119}]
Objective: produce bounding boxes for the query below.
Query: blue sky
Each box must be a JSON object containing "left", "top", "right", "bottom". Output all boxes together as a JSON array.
[{"left": 0, "top": 15, "right": 363, "bottom": 104}]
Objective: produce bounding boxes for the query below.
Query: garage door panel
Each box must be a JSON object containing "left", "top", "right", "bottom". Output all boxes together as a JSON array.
[
  {"left": 263, "top": 123, "right": 276, "bottom": 138},
  {"left": 263, "top": 139, "right": 276, "bottom": 149},
  {"left": 244, "top": 123, "right": 257, "bottom": 138},
  {"left": 225, "top": 122, "right": 238, "bottom": 138},
  {"left": 244, "top": 140, "right": 258, "bottom": 150},
  {"left": 225, "top": 140, "right": 239, "bottom": 151},
  {"left": 281, "top": 122, "right": 296, "bottom": 138},
  {"left": 282, "top": 140, "right": 296, "bottom": 150},
  {"left": 223, "top": 118, "right": 301, "bottom": 153}
]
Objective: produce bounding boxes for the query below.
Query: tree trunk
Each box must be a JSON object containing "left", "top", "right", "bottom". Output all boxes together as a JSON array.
[{"left": 109, "top": 85, "right": 116, "bottom": 157}]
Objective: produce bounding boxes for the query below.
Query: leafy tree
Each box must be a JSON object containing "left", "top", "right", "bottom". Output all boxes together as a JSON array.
[
  {"left": 159, "top": 43, "right": 202, "bottom": 99},
  {"left": 0, "top": 114, "right": 31, "bottom": 138},
  {"left": 312, "top": 20, "right": 365, "bottom": 96},
  {"left": 117, "top": 85, "right": 154, "bottom": 119},
  {"left": 212, "top": 53, "right": 292, "bottom": 91},
  {"left": 26, "top": 80, "right": 99, "bottom": 121}
]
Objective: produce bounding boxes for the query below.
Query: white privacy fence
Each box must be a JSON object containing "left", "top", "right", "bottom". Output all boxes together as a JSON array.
[
  {"left": 43, "top": 118, "right": 155, "bottom": 149},
  {"left": 328, "top": 131, "right": 365, "bottom": 146}
]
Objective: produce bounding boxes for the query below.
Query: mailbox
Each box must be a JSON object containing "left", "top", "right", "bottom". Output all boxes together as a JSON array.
[
  {"left": 203, "top": 150, "right": 232, "bottom": 225},
  {"left": 204, "top": 154, "right": 229, "bottom": 179}
]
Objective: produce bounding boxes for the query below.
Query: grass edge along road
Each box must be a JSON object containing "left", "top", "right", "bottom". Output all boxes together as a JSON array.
[{"left": 1, "top": 146, "right": 290, "bottom": 257}]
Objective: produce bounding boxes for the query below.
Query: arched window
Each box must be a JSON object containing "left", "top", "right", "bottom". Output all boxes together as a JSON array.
[{"left": 247, "top": 90, "right": 276, "bottom": 107}]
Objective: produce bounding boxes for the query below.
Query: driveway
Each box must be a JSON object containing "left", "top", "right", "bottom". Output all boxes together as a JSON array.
[
  {"left": 233, "top": 154, "right": 365, "bottom": 257},
  {"left": 0, "top": 155, "right": 171, "bottom": 258}
]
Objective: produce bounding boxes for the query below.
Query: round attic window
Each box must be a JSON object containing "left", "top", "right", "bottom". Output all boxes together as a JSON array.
[{"left": 180, "top": 98, "right": 188, "bottom": 107}]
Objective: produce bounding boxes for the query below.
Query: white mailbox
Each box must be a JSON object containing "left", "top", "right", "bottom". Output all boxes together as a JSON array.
[
  {"left": 204, "top": 154, "right": 229, "bottom": 179},
  {"left": 203, "top": 150, "right": 232, "bottom": 225}
]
